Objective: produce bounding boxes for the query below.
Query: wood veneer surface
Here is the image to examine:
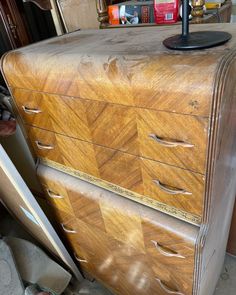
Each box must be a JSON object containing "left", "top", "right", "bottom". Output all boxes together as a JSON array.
[
  {"left": 3, "top": 24, "right": 236, "bottom": 117},
  {"left": 2, "top": 23, "right": 236, "bottom": 295},
  {"left": 13, "top": 88, "right": 209, "bottom": 173},
  {"left": 37, "top": 163, "right": 198, "bottom": 295},
  {"left": 27, "top": 125, "right": 205, "bottom": 221}
]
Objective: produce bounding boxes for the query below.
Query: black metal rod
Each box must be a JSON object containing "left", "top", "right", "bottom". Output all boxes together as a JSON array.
[{"left": 182, "top": 0, "right": 189, "bottom": 37}]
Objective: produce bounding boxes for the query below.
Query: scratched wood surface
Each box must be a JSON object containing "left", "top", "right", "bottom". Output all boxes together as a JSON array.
[
  {"left": 37, "top": 163, "right": 198, "bottom": 295},
  {"left": 13, "top": 88, "right": 209, "bottom": 173},
  {"left": 2, "top": 24, "right": 236, "bottom": 295},
  {"left": 26, "top": 125, "right": 204, "bottom": 220},
  {"left": 4, "top": 24, "right": 236, "bottom": 117}
]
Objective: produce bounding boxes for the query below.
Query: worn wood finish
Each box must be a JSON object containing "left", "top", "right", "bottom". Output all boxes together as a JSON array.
[
  {"left": 194, "top": 47, "right": 236, "bottom": 295},
  {"left": 13, "top": 88, "right": 209, "bottom": 173},
  {"left": 26, "top": 125, "right": 205, "bottom": 221},
  {"left": 40, "top": 158, "right": 202, "bottom": 225},
  {"left": 137, "top": 109, "right": 208, "bottom": 173},
  {"left": 38, "top": 164, "right": 198, "bottom": 295},
  {"left": 3, "top": 26, "right": 226, "bottom": 117},
  {"left": 141, "top": 159, "right": 205, "bottom": 217},
  {"left": 2, "top": 24, "right": 236, "bottom": 295},
  {"left": 13, "top": 89, "right": 92, "bottom": 142}
]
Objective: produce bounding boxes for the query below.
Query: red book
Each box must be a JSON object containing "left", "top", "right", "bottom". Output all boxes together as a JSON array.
[{"left": 108, "top": 5, "right": 120, "bottom": 25}]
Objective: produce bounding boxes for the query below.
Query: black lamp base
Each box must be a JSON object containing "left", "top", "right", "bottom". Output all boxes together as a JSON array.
[{"left": 163, "top": 31, "right": 232, "bottom": 50}]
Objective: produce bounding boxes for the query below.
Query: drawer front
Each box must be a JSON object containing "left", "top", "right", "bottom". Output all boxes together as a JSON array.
[
  {"left": 28, "top": 126, "right": 144, "bottom": 195},
  {"left": 137, "top": 109, "right": 208, "bottom": 173},
  {"left": 13, "top": 89, "right": 92, "bottom": 141},
  {"left": 13, "top": 88, "right": 139, "bottom": 154},
  {"left": 141, "top": 159, "right": 205, "bottom": 217},
  {"left": 27, "top": 126, "right": 100, "bottom": 178},
  {"left": 37, "top": 164, "right": 197, "bottom": 295},
  {"left": 30, "top": 126, "right": 204, "bottom": 220},
  {"left": 14, "top": 89, "right": 208, "bottom": 173}
]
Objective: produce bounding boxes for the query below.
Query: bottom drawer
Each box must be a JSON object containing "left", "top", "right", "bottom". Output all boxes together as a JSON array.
[{"left": 37, "top": 164, "right": 198, "bottom": 295}]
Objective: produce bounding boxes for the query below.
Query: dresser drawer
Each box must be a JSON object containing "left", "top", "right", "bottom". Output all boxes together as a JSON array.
[
  {"left": 27, "top": 126, "right": 144, "bottom": 195},
  {"left": 30, "top": 126, "right": 204, "bottom": 221},
  {"left": 13, "top": 88, "right": 139, "bottom": 154},
  {"left": 15, "top": 88, "right": 208, "bottom": 173},
  {"left": 141, "top": 159, "right": 205, "bottom": 217},
  {"left": 137, "top": 109, "right": 208, "bottom": 173},
  {"left": 27, "top": 126, "right": 100, "bottom": 178},
  {"left": 37, "top": 163, "right": 198, "bottom": 295},
  {"left": 13, "top": 89, "right": 92, "bottom": 141}
]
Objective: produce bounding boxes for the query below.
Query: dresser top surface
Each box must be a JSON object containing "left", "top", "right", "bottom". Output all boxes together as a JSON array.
[
  {"left": 2, "top": 24, "right": 236, "bottom": 111},
  {"left": 4, "top": 24, "right": 236, "bottom": 57}
]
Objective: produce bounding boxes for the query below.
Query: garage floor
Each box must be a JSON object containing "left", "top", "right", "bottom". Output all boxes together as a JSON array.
[{"left": 214, "top": 254, "right": 236, "bottom": 295}]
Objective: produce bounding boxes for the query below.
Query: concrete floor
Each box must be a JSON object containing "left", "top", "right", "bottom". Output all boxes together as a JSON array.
[{"left": 214, "top": 254, "right": 236, "bottom": 295}]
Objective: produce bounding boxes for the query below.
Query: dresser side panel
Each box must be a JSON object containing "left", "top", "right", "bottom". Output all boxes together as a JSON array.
[{"left": 198, "top": 55, "right": 236, "bottom": 295}]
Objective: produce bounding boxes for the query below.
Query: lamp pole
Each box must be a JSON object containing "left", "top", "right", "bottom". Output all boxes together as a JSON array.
[{"left": 163, "top": 0, "right": 232, "bottom": 50}]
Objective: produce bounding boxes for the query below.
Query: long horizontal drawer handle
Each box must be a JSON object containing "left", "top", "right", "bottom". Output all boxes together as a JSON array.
[
  {"left": 74, "top": 253, "right": 88, "bottom": 263},
  {"left": 46, "top": 189, "right": 64, "bottom": 199},
  {"left": 22, "top": 106, "right": 42, "bottom": 114},
  {"left": 149, "top": 134, "right": 194, "bottom": 148},
  {"left": 61, "top": 223, "right": 77, "bottom": 234},
  {"left": 156, "top": 278, "right": 185, "bottom": 295},
  {"left": 153, "top": 180, "right": 192, "bottom": 195},
  {"left": 151, "top": 240, "right": 185, "bottom": 259},
  {"left": 35, "top": 140, "right": 54, "bottom": 150}
]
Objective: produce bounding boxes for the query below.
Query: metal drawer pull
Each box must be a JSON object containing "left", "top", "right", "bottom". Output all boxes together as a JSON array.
[
  {"left": 151, "top": 240, "right": 185, "bottom": 259},
  {"left": 153, "top": 180, "right": 192, "bottom": 195},
  {"left": 74, "top": 253, "right": 88, "bottom": 263},
  {"left": 149, "top": 134, "right": 194, "bottom": 148},
  {"left": 156, "top": 278, "right": 184, "bottom": 295},
  {"left": 61, "top": 223, "right": 77, "bottom": 234},
  {"left": 46, "top": 189, "right": 64, "bottom": 199},
  {"left": 35, "top": 141, "right": 54, "bottom": 150},
  {"left": 22, "top": 106, "right": 42, "bottom": 114}
]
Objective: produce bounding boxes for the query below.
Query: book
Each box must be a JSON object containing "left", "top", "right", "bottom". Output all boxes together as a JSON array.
[{"left": 108, "top": 1, "right": 155, "bottom": 25}]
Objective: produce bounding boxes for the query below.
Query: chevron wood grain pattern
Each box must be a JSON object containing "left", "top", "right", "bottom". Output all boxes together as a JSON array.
[
  {"left": 13, "top": 88, "right": 208, "bottom": 173},
  {"left": 27, "top": 126, "right": 100, "bottom": 178},
  {"left": 12, "top": 88, "right": 92, "bottom": 141},
  {"left": 141, "top": 159, "right": 205, "bottom": 216},
  {"left": 37, "top": 164, "right": 198, "bottom": 295},
  {"left": 29, "top": 125, "right": 205, "bottom": 219},
  {"left": 40, "top": 158, "right": 202, "bottom": 225},
  {"left": 4, "top": 25, "right": 235, "bottom": 117},
  {"left": 2, "top": 23, "right": 236, "bottom": 295},
  {"left": 137, "top": 109, "right": 209, "bottom": 173},
  {"left": 39, "top": 178, "right": 75, "bottom": 216}
]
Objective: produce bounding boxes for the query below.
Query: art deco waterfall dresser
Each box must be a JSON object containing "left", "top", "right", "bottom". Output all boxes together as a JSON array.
[{"left": 1, "top": 23, "right": 236, "bottom": 295}]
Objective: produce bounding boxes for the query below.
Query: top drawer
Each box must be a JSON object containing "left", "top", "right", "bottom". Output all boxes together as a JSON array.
[{"left": 13, "top": 88, "right": 209, "bottom": 173}]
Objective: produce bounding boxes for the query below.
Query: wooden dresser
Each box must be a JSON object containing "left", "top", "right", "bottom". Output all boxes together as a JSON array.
[{"left": 1, "top": 23, "right": 236, "bottom": 295}]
